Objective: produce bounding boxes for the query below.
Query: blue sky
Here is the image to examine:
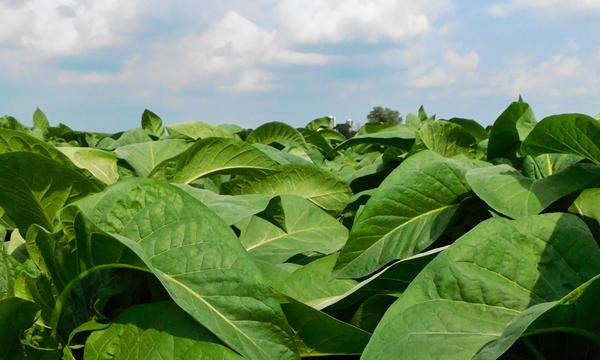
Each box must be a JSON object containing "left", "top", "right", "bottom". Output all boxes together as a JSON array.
[{"left": 1, "top": 0, "right": 599, "bottom": 132}]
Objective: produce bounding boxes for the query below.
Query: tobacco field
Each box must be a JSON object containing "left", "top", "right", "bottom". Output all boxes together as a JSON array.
[{"left": 1, "top": 98, "right": 599, "bottom": 359}]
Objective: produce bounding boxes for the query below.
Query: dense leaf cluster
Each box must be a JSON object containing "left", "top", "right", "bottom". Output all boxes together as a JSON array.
[{"left": 1, "top": 100, "right": 599, "bottom": 359}]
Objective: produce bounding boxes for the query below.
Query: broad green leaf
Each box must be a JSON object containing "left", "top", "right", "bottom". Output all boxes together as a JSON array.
[
  {"left": 114, "top": 139, "right": 190, "bottom": 177},
  {"left": 447, "top": 118, "right": 488, "bottom": 142},
  {"left": 363, "top": 213, "right": 600, "bottom": 360},
  {"left": 0, "top": 116, "right": 27, "bottom": 131},
  {"left": 74, "top": 179, "right": 298, "bottom": 360},
  {"left": 279, "top": 254, "right": 356, "bottom": 307},
  {"left": 50, "top": 128, "right": 107, "bottom": 148},
  {"left": 253, "top": 143, "right": 314, "bottom": 165},
  {"left": 0, "top": 152, "right": 101, "bottom": 232},
  {"left": 347, "top": 156, "right": 395, "bottom": 193},
  {"left": 239, "top": 195, "right": 348, "bottom": 263},
  {"left": 474, "top": 275, "right": 600, "bottom": 359},
  {"left": 302, "top": 146, "right": 327, "bottom": 164},
  {"left": 569, "top": 188, "right": 600, "bottom": 237},
  {"left": 100, "top": 129, "right": 154, "bottom": 150},
  {"left": 521, "top": 113, "right": 600, "bottom": 165},
  {"left": 418, "top": 105, "right": 433, "bottom": 121},
  {"left": 319, "top": 247, "right": 446, "bottom": 311},
  {"left": 0, "top": 297, "right": 39, "bottom": 359},
  {"left": 419, "top": 120, "right": 478, "bottom": 158},
  {"left": 466, "top": 163, "right": 600, "bottom": 219},
  {"left": 26, "top": 224, "right": 100, "bottom": 334},
  {"left": 218, "top": 123, "right": 245, "bottom": 135},
  {"left": 167, "top": 121, "right": 234, "bottom": 140},
  {"left": 281, "top": 297, "right": 370, "bottom": 357},
  {"left": 26, "top": 227, "right": 81, "bottom": 294},
  {"left": 298, "top": 128, "right": 335, "bottom": 157},
  {"left": 65, "top": 320, "right": 110, "bottom": 349},
  {"left": 57, "top": 147, "right": 119, "bottom": 185},
  {"left": 522, "top": 153, "right": 583, "bottom": 179},
  {"left": 177, "top": 185, "right": 271, "bottom": 225},
  {"left": 336, "top": 124, "right": 415, "bottom": 151},
  {"left": 140, "top": 109, "right": 165, "bottom": 137},
  {"left": 0, "top": 129, "right": 77, "bottom": 167},
  {"left": 405, "top": 113, "right": 421, "bottom": 129},
  {"left": 1, "top": 243, "right": 14, "bottom": 298},
  {"left": 246, "top": 122, "right": 307, "bottom": 149},
  {"left": 323, "top": 155, "right": 362, "bottom": 183},
  {"left": 306, "top": 116, "right": 331, "bottom": 131},
  {"left": 285, "top": 145, "right": 320, "bottom": 165},
  {"left": 334, "top": 150, "right": 476, "bottom": 278},
  {"left": 33, "top": 108, "right": 49, "bottom": 132},
  {"left": 84, "top": 302, "right": 242, "bottom": 360},
  {"left": 296, "top": 141, "right": 329, "bottom": 165},
  {"left": 570, "top": 188, "right": 600, "bottom": 222},
  {"left": 223, "top": 164, "right": 352, "bottom": 215},
  {"left": 255, "top": 261, "right": 301, "bottom": 290},
  {"left": 150, "top": 137, "right": 279, "bottom": 184},
  {"left": 487, "top": 97, "right": 536, "bottom": 161},
  {"left": 2, "top": 232, "right": 38, "bottom": 298},
  {"left": 318, "top": 128, "right": 346, "bottom": 143},
  {"left": 350, "top": 294, "right": 397, "bottom": 332}
]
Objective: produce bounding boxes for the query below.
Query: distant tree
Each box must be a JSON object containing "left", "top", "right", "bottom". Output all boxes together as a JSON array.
[{"left": 367, "top": 106, "right": 402, "bottom": 125}]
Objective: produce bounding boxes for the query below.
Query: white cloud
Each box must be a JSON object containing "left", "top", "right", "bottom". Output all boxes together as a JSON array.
[
  {"left": 60, "top": 11, "right": 331, "bottom": 91},
  {"left": 481, "top": 55, "right": 599, "bottom": 97},
  {"left": 487, "top": 0, "right": 600, "bottom": 16},
  {"left": 219, "top": 69, "right": 276, "bottom": 92},
  {"left": 444, "top": 50, "right": 479, "bottom": 72},
  {"left": 0, "top": 0, "right": 142, "bottom": 57},
  {"left": 58, "top": 68, "right": 132, "bottom": 85},
  {"left": 408, "top": 50, "right": 479, "bottom": 88},
  {"left": 276, "top": 0, "right": 451, "bottom": 44},
  {"left": 410, "top": 67, "right": 453, "bottom": 87}
]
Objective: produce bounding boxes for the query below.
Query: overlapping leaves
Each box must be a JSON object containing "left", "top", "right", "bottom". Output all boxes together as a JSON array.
[{"left": 1, "top": 101, "right": 600, "bottom": 360}]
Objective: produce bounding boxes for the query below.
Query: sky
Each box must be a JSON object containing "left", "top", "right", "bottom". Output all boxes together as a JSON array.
[{"left": 1, "top": 0, "right": 599, "bottom": 132}]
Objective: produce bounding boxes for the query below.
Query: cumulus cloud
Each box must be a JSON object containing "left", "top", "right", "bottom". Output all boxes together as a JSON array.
[
  {"left": 58, "top": 66, "right": 132, "bottom": 85},
  {"left": 485, "top": 55, "right": 599, "bottom": 97},
  {"left": 487, "top": 0, "right": 600, "bottom": 16},
  {"left": 219, "top": 69, "right": 276, "bottom": 92},
  {"left": 409, "top": 50, "right": 479, "bottom": 88},
  {"left": 0, "top": 0, "right": 142, "bottom": 57},
  {"left": 276, "top": 0, "right": 451, "bottom": 44},
  {"left": 60, "top": 11, "right": 331, "bottom": 91}
]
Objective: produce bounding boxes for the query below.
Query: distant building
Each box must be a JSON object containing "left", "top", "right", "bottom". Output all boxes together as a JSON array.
[
  {"left": 335, "top": 118, "right": 355, "bottom": 138},
  {"left": 328, "top": 115, "right": 336, "bottom": 129}
]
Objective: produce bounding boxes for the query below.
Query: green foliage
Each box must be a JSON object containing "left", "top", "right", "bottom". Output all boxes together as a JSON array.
[
  {"left": 521, "top": 113, "right": 600, "bottom": 165},
  {"left": 149, "top": 137, "right": 279, "bottom": 184},
  {"left": 1, "top": 101, "right": 599, "bottom": 360},
  {"left": 238, "top": 195, "right": 349, "bottom": 263},
  {"left": 140, "top": 109, "right": 165, "bottom": 138},
  {"left": 419, "top": 120, "right": 480, "bottom": 158},
  {"left": 33, "top": 108, "right": 50, "bottom": 133},
  {"left": 85, "top": 301, "right": 243, "bottom": 359},
  {"left": 487, "top": 97, "right": 537, "bottom": 164},
  {"left": 334, "top": 150, "right": 479, "bottom": 278},
  {"left": 363, "top": 213, "right": 600, "bottom": 359}
]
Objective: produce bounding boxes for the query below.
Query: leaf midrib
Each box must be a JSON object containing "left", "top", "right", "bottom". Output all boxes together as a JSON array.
[
  {"left": 179, "top": 164, "right": 276, "bottom": 184},
  {"left": 245, "top": 224, "right": 340, "bottom": 251},
  {"left": 342, "top": 204, "right": 458, "bottom": 269},
  {"left": 160, "top": 272, "right": 270, "bottom": 359}
]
